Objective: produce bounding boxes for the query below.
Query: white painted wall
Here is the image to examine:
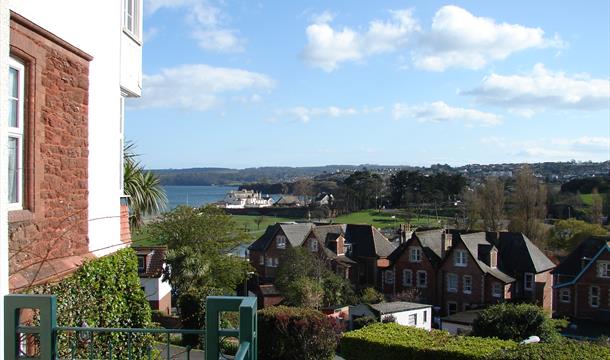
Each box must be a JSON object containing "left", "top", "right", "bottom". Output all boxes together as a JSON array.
[
  {"left": 383, "top": 308, "right": 432, "bottom": 330},
  {"left": 140, "top": 277, "right": 171, "bottom": 302},
  {"left": 1, "top": 0, "right": 11, "bottom": 350},
  {"left": 8, "top": 0, "right": 142, "bottom": 256}
]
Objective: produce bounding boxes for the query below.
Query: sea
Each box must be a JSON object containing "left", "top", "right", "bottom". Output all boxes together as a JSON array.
[{"left": 163, "top": 185, "right": 282, "bottom": 209}]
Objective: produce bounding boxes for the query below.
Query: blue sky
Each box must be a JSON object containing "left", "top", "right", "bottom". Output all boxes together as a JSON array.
[{"left": 126, "top": 0, "right": 610, "bottom": 169}]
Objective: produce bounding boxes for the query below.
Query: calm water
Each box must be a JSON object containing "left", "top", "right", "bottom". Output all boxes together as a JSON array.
[
  {"left": 163, "top": 185, "right": 282, "bottom": 209},
  {"left": 163, "top": 185, "right": 238, "bottom": 209}
]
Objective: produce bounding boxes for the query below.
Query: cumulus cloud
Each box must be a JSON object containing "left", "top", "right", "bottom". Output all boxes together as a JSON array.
[
  {"left": 393, "top": 101, "right": 502, "bottom": 126},
  {"left": 145, "top": 0, "right": 245, "bottom": 52},
  {"left": 301, "top": 5, "right": 564, "bottom": 72},
  {"left": 129, "top": 64, "right": 274, "bottom": 111},
  {"left": 301, "top": 9, "right": 419, "bottom": 71},
  {"left": 464, "top": 64, "right": 610, "bottom": 114},
  {"left": 413, "top": 5, "right": 564, "bottom": 71}
]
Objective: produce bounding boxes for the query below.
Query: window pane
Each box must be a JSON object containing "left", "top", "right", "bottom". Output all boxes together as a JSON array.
[
  {"left": 9, "top": 99, "right": 18, "bottom": 128},
  {"left": 9, "top": 67, "right": 18, "bottom": 97},
  {"left": 8, "top": 137, "right": 19, "bottom": 203}
]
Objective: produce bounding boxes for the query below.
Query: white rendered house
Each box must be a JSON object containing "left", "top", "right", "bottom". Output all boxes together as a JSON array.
[{"left": 349, "top": 302, "right": 433, "bottom": 330}]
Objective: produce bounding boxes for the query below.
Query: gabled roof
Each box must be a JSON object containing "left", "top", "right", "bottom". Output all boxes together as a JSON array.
[
  {"left": 387, "top": 229, "right": 444, "bottom": 265},
  {"left": 489, "top": 232, "right": 556, "bottom": 275},
  {"left": 458, "top": 233, "right": 515, "bottom": 283},
  {"left": 555, "top": 242, "right": 610, "bottom": 288},
  {"left": 313, "top": 224, "right": 346, "bottom": 244},
  {"left": 553, "top": 236, "right": 610, "bottom": 277},
  {"left": 345, "top": 224, "right": 395, "bottom": 258},
  {"left": 248, "top": 223, "right": 314, "bottom": 251},
  {"left": 132, "top": 246, "right": 167, "bottom": 278}
]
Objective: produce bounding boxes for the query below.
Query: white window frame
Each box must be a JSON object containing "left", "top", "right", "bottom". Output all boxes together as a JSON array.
[
  {"left": 447, "top": 273, "right": 458, "bottom": 293},
  {"left": 454, "top": 250, "right": 468, "bottom": 267},
  {"left": 259, "top": 255, "right": 264, "bottom": 266},
  {"left": 276, "top": 235, "right": 286, "bottom": 249},
  {"left": 492, "top": 282, "right": 502, "bottom": 298},
  {"left": 385, "top": 270, "right": 394, "bottom": 284},
  {"left": 409, "top": 247, "right": 422, "bottom": 263},
  {"left": 137, "top": 256, "right": 146, "bottom": 272},
  {"left": 123, "top": 0, "right": 141, "bottom": 40},
  {"left": 8, "top": 57, "right": 25, "bottom": 211},
  {"left": 407, "top": 313, "right": 417, "bottom": 326},
  {"left": 309, "top": 238, "right": 318, "bottom": 252},
  {"left": 559, "top": 288, "right": 571, "bottom": 303},
  {"left": 265, "top": 257, "right": 273, "bottom": 267},
  {"left": 402, "top": 269, "right": 413, "bottom": 287},
  {"left": 273, "top": 258, "right": 279, "bottom": 268},
  {"left": 416, "top": 270, "right": 427, "bottom": 288},
  {"left": 463, "top": 275, "right": 472, "bottom": 294},
  {"left": 589, "top": 286, "right": 600, "bottom": 308},
  {"left": 597, "top": 261, "right": 610, "bottom": 278},
  {"left": 524, "top": 273, "right": 535, "bottom": 291}
]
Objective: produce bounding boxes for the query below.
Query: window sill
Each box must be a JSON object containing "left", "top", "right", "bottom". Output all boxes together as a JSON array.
[
  {"left": 122, "top": 28, "right": 142, "bottom": 45},
  {"left": 8, "top": 209, "right": 34, "bottom": 223}
]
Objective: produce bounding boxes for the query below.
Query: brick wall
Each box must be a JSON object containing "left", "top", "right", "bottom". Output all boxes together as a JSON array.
[
  {"left": 8, "top": 15, "right": 90, "bottom": 289},
  {"left": 572, "top": 251, "right": 610, "bottom": 321},
  {"left": 120, "top": 197, "right": 130, "bottom": 243}
]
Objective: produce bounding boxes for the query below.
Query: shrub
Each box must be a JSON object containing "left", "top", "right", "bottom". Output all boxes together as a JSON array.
[
  {"left": 353, "top": 316, "right": 377, "bottom": 329},
  {"left": 382, "top": 314, "right": 396, "bottom": 323},
  {"left": 340, "top": 322, "right": 516, "bottom": 360},
  {"left": 490, "top": 340, "right": 610, "bottom": 360},
  {"left": 360, "top": 287, "right": 384, "bottom": 304},
  {"left": 258, "top": 306, "right": 341, "bottom": 360},
  {"left": 30, "top": 249, "right": 154, "bottom": 359},
  {"left": 472, "top": 303, "right": 562, "bottom": 343}
]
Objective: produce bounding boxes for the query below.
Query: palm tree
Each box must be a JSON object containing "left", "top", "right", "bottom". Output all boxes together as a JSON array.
[{"left": 123, "top": 143, "right": 167, "bottom": 228}]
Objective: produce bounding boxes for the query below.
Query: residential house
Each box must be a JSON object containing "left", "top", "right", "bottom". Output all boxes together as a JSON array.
[
  {"left": 248, "top": 223, "right": 395, "bottom": 299},
  {"left": 349, "top": 301, "right": 432, "bottom": 330},
  {"left": 441, "top": 309, "right": 483, "bottom": 335},
  {"left": 383, "top": 230, "right": 555, "bottom": 315},
  {"left": 314, "top": 192, "right": 334, "bottom": 207},
  {"left": 221, "top": 189, "right": 274, "bottom": 209},
  {"left": 133, "top": 246, "right": 172, "bottom": 315},
  {"left": 274, "top": 195, "right": 303, "bottom": 207},
  {"left": 553, "top": 236, "right": 610, "bottom": 323}
]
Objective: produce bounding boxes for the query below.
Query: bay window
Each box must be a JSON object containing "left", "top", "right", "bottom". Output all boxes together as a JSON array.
[{"left": 8, "top": 57, "right": 24, "bottom": 210}]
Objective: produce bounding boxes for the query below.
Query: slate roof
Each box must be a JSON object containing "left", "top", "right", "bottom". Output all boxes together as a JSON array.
[
  {"left": 313, "top": 224, "right": 346, "bottom": 244},
  {"left": 553, "top": 236, "right": 610, "bottom": 276},
  {"left": 345, "top": 224, "right": 396, "bottom": 258},
  {"left": 369, "top": 301, "right": 431, "bottom": 314},
  {"left": 387, "top": 229, "right": 444, "bottom": 265},
  {"left": 488, "top": 232, "right": 556, "bottom": 275},
  {"left": 248, "top": 223, "right": 314, "bottom": 251},
  {"left": 133, "top": 246, "right": 167, "bottom": 278},
  {"left": 441, "top": 309, "right": 484, "bottom": 326},
  {"left": 275, "top": 195, "right": 302, "bottom": 205},
  {"left": 459, "top": 233, "right": 515, "bottom": 283}
]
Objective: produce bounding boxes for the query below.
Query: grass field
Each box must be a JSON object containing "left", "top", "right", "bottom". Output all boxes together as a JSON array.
[
  {"left": 579, "top": 193, "right": 607, "bottom": 206},
  {"left": 131, "top": 209, "right": 450, "bottom": 246}
]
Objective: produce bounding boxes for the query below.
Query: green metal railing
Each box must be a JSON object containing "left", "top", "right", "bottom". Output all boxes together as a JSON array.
[{"left": 5, "top": 294, "right": 257, "bottom": 360}]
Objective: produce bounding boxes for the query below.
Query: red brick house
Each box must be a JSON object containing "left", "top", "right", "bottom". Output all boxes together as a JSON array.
[
  {"left": 383, "top": 230, "right": 555, "bottom": 315},
  {"left": 553, "top": 236, "right": 610, "bottom": 323}
]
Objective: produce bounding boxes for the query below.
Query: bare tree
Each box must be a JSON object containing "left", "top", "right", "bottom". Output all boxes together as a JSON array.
[
  {"left": 458, "top": 188, "right": 480, "bottom": 231},
  {"left": 590, "top": 188, "right": 603, "bottom": 225},
  {"left": 509, "top": 166, "right": 547, "bottom": 244},
  {"left": 479, "top": 177, "right": 505, "bottom": 231}
]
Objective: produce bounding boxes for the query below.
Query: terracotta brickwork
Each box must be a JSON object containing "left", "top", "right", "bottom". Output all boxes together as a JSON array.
[
  {"left": 120, "top": 199, "right": 131, "bottom": 244},
  {"left": 8, "top": 15, "right": 90, "bottom": 289}
]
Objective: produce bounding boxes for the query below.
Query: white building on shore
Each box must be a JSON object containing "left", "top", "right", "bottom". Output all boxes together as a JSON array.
[{"left": 222, "top": 190, "right": 274, "bottom": 209}]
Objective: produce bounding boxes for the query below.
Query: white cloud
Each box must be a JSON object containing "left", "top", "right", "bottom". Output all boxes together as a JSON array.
[
  {"left": 279, "top": 106, "right": 359, "bottom": 123},
  {"left": 129, "top": 64, "right": 274, "bottom": 111},
  {"left": 482, "top": 136, "right": 610, "bottom": 161},
  {"left": 413, "top": 5, "right": 564, "bottom": 71},
  {"left": 145, "top": 0, "right": 245, "bottom": 53},
  {"left": 393, "top": 101, "right": 502, "bottom": 126},
  {"left": 464, "top": 64, "right": 610, "bottom": 114},
  {"left": 301, "top": 9, "right": 419, "bottom": 71}
]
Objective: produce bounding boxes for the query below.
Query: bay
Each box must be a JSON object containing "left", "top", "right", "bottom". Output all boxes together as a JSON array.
[{"left": 162, "top": 185, "right": 283, "bottom": 209}]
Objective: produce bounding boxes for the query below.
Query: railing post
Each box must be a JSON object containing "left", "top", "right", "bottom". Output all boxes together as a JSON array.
[
  {"left": 5, "top": 294, "right": 57, "bottom": 360},
  {"left": 206, "top": 296, "right": 258, "bottom": 360},
  {"left": 239, "top": 297, "right": 257, "bottom": 360},
  {"left": 205, "top": 297, "right": 221, "bottom": 360}
]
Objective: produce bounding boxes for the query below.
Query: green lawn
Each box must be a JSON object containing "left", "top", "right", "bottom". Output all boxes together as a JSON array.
[
  {"left": 579, "top": 193, "right": 606, "bottom": 206},
  {"left": 230, "top": 214, "right": 298, "bottom": 241},
  {"left": 334, "top": 210, "right": 449, "bottom": 229}
]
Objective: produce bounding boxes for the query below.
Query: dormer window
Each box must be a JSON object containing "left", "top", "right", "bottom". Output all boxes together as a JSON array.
[
  {"left": 137, "top": 255, "right": 146, "bottom": 272},
  {"left": 454, "top": 250, "right": 467, "bottom": 267},
  {"left": 597, "top": 261, "right": 610, "bottom": 278},
  {"left": 276, "top": 235, "right": 287, "bottom": 249},
  {"left": 344, "top": 243, "right": 352, "bottom": 255},
  {"left": 309, "top": 238, "right": 318, "bottom": 252},
  {"left": 524, "top": 273, "right": 534, "bottom": 291}
]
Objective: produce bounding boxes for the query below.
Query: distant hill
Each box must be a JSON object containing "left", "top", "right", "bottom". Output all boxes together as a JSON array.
[{"left": 151, "top": 161, "right": 609, "bottom": 186}]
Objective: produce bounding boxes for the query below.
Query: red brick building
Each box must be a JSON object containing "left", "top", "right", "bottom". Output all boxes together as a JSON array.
[
  {"left": 553, "top": 236, "right": 610, "bottom": 323},
  {"left": 383, "top": 230, "right": 556, "bottom": 315}
]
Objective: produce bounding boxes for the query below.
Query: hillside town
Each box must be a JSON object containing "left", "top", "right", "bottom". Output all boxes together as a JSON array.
[{"left": 1, "top": 1, "right": 609, "bottom": 360}]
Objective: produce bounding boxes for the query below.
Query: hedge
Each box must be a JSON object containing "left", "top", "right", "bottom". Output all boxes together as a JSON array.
[
  {"left": 491, "top": 341, "right": 610, "bottom": 360},
  {"left": 258, "top": 306, "right": 341, "bottom": 360},
  {"left": 340, "top": 323, "right": 517, "bottom": 360},
  {"left": 31, "top": 248, "right": 154, "bottom": 359}
]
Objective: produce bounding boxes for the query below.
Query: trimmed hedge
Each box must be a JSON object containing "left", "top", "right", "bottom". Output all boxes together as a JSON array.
[
  {"left": 31, "top": 248, "right": 154, "bottom": 359},
  {"left": 340, "top": 323, "right": 516, "bottom": 360},
  {"left": 491, "top": 341, "right": 610, "bottom": 360},
  {"left": 258, "top": 306, "right": 341, "bottom": 360}
]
